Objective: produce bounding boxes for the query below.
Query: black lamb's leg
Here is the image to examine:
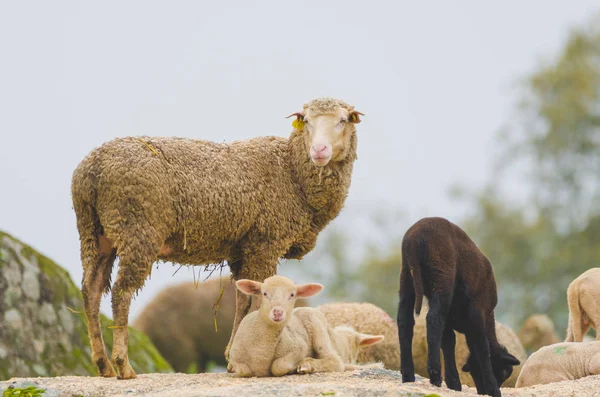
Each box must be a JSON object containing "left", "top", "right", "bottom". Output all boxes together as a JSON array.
[
  {"left": 465, "top": 308, "right": 500, "bottom": 397},
  {"left": 441, "top": 325, "right": 461, "bottom": 391},
  {"left": 425, "top": 291, "right": 452, "bottom": 388},
  {"left": 397, "top": 267, "right": 416, "bottom": 383}
]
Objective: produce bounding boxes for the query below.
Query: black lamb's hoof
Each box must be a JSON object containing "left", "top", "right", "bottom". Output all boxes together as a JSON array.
[
  {"left": 445, "top": 378, "right": 462, "bottom": 391},
  {"left": 428, "top": 368, "right": 442, "bottom": 387},
  {"left": 401, "top": 373, "right": 416, "bottom": 383}
]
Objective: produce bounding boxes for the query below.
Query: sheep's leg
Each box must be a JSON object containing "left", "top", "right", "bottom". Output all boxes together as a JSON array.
[
  {"left": 426, "top": 291, "right": 452, "bottom": 387},
  {"left": 397, "top": 266, "right": 416, "bottom": 382},
  {"left": 111, "top": 241, "right": 159, "bottom": 380},
  {"left": 82, "top": 237, "right": 117, "bottom": 378},
  {"left": 271, "top": 352, "right": 304, "bottom": 376},
  {"left": 465, "top": 309, "right": 500, "bottom": 397},
  {"left": 441, "top": 325, "right": 461, "bottom": 391}
]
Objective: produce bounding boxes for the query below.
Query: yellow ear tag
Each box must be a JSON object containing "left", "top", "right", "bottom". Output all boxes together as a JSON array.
[
  {"left": 350, "top": 114, "right": 357, "bottom": 122},
  {"left": 292, "top": 118, "right": 305, "bottom": 130}
]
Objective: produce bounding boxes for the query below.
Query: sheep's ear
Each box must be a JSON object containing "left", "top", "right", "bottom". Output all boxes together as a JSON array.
[
  {"left": 285, "top": 112, "right": 304, "bottom": 120},
  {"left": 235, "top": 279, "right": 262, "bottom": 296},
  {"left": 348, "top": 110, "right": 364, "bottom": 124},
  {"left": 286, "top": 112, "right": 305, "bottom": 130},
  {"left": 358, "top": 333, "right": 384, "bottom": 347},
  {"left": 295, "top": 283, "right": 323, "bottom": 298},
  {"left": 499, "top": 351, "right": 520, "bottom": 366}
]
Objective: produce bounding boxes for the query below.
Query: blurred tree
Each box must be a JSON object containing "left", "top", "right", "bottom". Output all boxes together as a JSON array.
[{"left": 453, "top": 16, "right": 600, "bottom": 335}]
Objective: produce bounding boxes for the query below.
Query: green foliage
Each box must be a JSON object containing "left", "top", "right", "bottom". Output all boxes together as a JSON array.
[
  {"left": 3, "top": 386, "right": 45, "bottom": 397},
  {"left": 452, "top": 15, "right": 600, "bottom": 333}
]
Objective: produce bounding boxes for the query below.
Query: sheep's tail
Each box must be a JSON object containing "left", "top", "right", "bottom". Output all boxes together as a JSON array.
[
  {"left": 412, "top": 259, "right": 424, "bottom": 316},
  {"left": 72, "top": 161, "right": 103, "bottom": 279},
  {"left": 565, "top": 280, "right": 584, "bottom": 342},
  {"left": 344, "top": 362, "right": 384, "bottom": 371}
]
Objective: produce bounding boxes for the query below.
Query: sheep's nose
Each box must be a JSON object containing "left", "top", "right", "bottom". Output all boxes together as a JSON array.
[
  {"left": 312, "top": 144, "right": 328, "bottom": 153},
  {"left": 272, "top": 308, "right": 284, "bottom": 321}
]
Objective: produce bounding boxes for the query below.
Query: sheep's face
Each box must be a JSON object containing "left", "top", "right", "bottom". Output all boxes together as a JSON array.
[
  {"left": 288, "top": 106, "right": 363, "bottom": 167},
  {"left": 236, "top": 275, "right": 322, "bottom": 325},
  {"left": 463, "top": 344, "right": 520, "bottom": 386}
]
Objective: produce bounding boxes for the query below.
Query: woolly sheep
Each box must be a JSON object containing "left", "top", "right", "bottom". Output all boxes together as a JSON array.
[
  {"left": 228, "top": 275, "right": 383, "bottom": 377},
  {"left": 71, "top": 97, "right": 363, "bottom": 379},
  {"left": 515, "top": 341, "right": 600, "bottom": 387},
  {"left": 318, "top": 301, "right": 526, "bottom": 387},
  {"left": 517, "top": 314, "right": 560, "bottom": 354},
  {"left": 398, "top": 217, "right": 520, "bottom": 397},
  {"left": 565, "top": 268, "right": 600, "bottom": 343},
  {"left": 132, "top": 278, "right": 309, "bottom": 372},
  {"left": 317, "top": 302, "right": 399, "bottom": 370}
]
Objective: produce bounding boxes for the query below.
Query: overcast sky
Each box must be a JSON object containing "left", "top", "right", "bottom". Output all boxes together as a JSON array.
[{"left": 1, "top": 1, "right": 598, "bottom": 318}]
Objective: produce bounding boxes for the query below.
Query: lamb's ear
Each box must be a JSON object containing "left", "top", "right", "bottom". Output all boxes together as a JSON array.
[
  {"left": 235, "top": 279, "right": 262, "bottom": 296},
  {"left": 348, "top": 110, "right": 364, "bottom": 124},
  {"left": 499, "top": 351, "right": 520, "bottom": 366},
  {"left": 295, "top": 283, "right": 323, "bottom": 298},
  {"left": 358, "top": 333, "right": 384, "bottom": 347}
]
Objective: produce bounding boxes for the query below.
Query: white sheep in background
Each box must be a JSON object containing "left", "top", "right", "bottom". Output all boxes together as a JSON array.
[
  {"left": 517, "top": 314, "right": 561, "bottom": 354},
  {"left": 515, "top": 341, "right": 600, "bottom": 387},
  {"left": 228, "top": 275, "right": 383, "bottom": 377},
  {"left": 565, "top": 268, "right": 600, "bottom": 342}
]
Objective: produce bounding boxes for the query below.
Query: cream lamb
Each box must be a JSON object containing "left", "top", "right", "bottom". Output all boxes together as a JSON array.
[
  {"left": 228, "top": 275, "right": 383, "bottom": 377},
  {"left": 516, "top": 341, "right": 600, "bottom": 387}
]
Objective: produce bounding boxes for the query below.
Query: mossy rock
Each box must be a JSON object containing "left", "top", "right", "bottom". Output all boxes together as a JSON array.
[{"left": 0, "top": 230, "right": 172, "bottom": 380}]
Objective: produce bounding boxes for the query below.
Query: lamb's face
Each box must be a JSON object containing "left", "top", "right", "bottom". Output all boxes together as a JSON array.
[
  {"left": 235, "top": 275, "right": 323, "bottom": 325},
  {"left": 288, "top": 103, "right": 362, "bottom": 167}
]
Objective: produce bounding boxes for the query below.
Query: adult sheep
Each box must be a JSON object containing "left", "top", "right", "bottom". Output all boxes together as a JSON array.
[
  {"left": 565, "top": 268, "right": 600, "bottom": 343},
  {"left": 71, "top": 97, "right": 363, "bottom": 379},
  {"left": 132, "top": 277, "right": 309, "bottom": 373}
]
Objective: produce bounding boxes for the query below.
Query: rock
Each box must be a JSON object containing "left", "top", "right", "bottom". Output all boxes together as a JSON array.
[{"left": 0, "top": 230, "right": 173, "bottom": 380}]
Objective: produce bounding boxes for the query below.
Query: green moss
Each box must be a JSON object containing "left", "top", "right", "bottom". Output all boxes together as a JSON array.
[
  {"left": 3, "top": 386, "right": 46, "bottom": 397},
  {"left": 0, "top": 230, "right": 173, "bottom": 379}
]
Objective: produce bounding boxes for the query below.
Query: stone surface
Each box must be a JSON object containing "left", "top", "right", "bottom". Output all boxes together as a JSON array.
[{"left": 0, "top": 230, "right": 173, "bottom": 380}]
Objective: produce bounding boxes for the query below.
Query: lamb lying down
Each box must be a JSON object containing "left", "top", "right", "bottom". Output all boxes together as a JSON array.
[
  {"left": 228, "top": 275, "right": 384, "bottom": 377},
  {"left": 516, "top": 341, "right": 600, "bottom": 387}
]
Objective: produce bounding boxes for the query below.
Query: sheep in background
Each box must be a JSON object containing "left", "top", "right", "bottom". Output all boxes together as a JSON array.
[
  {"left": 318, "top": 302, "right": 399, "bottom": 370},
  {"left": 515, "top": 341, "right": 600, "bottom": 387},
  {"left": 228, "top": 275, "right": 383, "bottom": 377},
  {"left": 320, "top": 300, "right": 525, "bottom": 387},
  {"left": 132, "top": 278, "right": 309, "bottom": 373},
  {"left": 565, "top": 268, "right": 600, "bottom": 342},
  {"left": 71, "top": 97, "right": 363, "bottom": 379},
  {"left": 518, "top": 314, "right": 561, "bottom": 354},
  {"left": 398, "top": 217, "right": 520, "bottom": 397}
]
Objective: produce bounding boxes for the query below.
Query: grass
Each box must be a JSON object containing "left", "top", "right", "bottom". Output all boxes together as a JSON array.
[{"left": 3, "top": 386, "right": 46, "bottom": 397}]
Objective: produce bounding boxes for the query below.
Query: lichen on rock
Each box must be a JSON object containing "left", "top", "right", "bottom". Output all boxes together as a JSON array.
[{"left": 0, "top": 230, "right": 172, "bottom": 380}]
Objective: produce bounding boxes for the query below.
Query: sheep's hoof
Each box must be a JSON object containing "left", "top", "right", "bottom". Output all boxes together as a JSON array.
[
  {"left": 401, "top": 373, "right": 415, "bottom": 383},
  {"left": 96, "top": 357, "right": 117, "bottom": 378},
  {"left": 297, "top": 359, "right": 313, "bottom": 374},
  {"left": 445, "top": 378, "right": 462, "bottom": 391},
  {"left": 227, "top": 362, "right": 234, "bottom": 373},
  {"left": 115, "top": 361, "right": 137, "bottom": 380}
]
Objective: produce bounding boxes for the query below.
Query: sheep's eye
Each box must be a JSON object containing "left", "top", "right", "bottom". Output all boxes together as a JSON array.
[
  {"left": 340, "top": 119, "right": 348, "bottom": 123},
  {"left": 263, "top": 292, "right": 267, "bottom": 297},
  {"left": 290, "top": 293, "right": 295, "bottom": 298}
]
